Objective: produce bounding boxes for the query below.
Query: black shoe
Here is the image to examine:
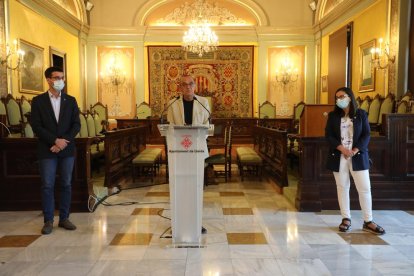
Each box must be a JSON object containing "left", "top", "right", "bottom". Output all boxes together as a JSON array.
[
  {"left": 41, "top": 221, "right": 53, "bottom": 235},
  {"left": 201, "top": 226, "right": 207, "bottom": 234},
  {"left": 58, "top": 219, "right": 77, "bottom": 230}
]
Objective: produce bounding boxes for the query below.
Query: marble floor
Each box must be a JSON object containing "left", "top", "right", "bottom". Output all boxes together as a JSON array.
[{"left": 1, "top": 173, "right": 414, "bottom": 276}]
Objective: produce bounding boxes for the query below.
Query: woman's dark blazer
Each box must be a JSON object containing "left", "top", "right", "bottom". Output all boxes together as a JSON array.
[
  {"left": 31, "top": 91, "right": 81, "bottom": 159},
  {"left": 325, "top": 108, "right": 371, "bottom": 172}
]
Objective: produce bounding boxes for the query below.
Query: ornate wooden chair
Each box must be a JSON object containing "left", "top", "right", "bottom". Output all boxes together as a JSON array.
[
  {"left": 90, "top": 102, "right": 109, "bottom": 130},
  {"left": 377, "top": 93, "right": 395, "bottom": 125},
  {"left": 136, "top": 101, "right": 152, "bottom": 119},
  {"left": 4, "top": 94, "right": 23, "bottom": 136},
  {"left": 400, "top": 90, "right": 412, "bottom": 102},
  {"left": 259, "top": 101, "right": 276, "bottom": 119},
  {"left": 367, "top": 94, "right": 382, "bottom": 125},
  {"left": 360, "top": 95, "right": 371, "bottom": 113},
  {"left": 396, "top": 100, "right": 409, "bottom": 114},
  {"left": 19, "top": 95, "right": 31, "bottom": 123},
  {"left": 205, "top": 125, "right": 232, "bottom": 184}
]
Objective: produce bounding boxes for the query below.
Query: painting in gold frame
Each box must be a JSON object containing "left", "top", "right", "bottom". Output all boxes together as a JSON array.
[
  {"left": 19, "top": 39, "right": 44, "bottom": 94},
  {"left": 359, "top": 39, "right": 376, "bottom": 92}
]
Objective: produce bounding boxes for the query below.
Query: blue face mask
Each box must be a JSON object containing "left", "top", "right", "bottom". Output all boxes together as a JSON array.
[
  {"left": 53, "top": 79, "right": 65, "bottom": 91},
  {"left": 336, "top": 96, "right": 350, "bottom": 109}
]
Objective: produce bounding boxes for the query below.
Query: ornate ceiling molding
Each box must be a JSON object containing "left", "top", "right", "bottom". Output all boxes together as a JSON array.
[
  {"left": 156, "top": 0, "right": 247, "bottom": 26},
  {"left": 133, "top": 0, "right": 269, "bottom": 27}
]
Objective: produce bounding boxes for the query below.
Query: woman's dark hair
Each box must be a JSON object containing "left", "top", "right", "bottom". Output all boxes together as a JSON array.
[{"left": 334, "top": 87, "right": 358, "bottom": 117}]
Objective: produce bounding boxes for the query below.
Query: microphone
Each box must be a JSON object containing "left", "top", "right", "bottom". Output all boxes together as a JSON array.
[
  {"left": 193, "top": 96, "right": 211, "bottom": 124},
  {"left": 160, "top": 96, "right": 180, "bottom": 124}
]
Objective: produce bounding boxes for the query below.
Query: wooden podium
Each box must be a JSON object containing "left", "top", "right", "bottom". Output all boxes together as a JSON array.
[
  {"left": 158, "top": 124, "right": 210, "bottom": 247},
  {"left": 299, "top": 104, "right": 335, "bottom": 137}
]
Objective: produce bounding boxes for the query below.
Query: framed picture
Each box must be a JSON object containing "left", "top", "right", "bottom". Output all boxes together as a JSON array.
[
  {"left": 19, "top": 39, "right": 44, "bottom": 94},
  {"left": 321, "top": 75, "right": 328, "bottom": 93},
  {"left": 359, "top": 39, "right": 376, "bottom": 92},
  {"left": 49, "top": 47, "right": 67, "bottom": 92}
]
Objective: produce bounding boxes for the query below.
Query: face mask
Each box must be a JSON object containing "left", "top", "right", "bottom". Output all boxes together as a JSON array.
[
  {"left": 53, "top": 79, "right": 65, "bottom": 91},
  {"left": 336, "top": 96, "right": 350, "bottom": 109}
]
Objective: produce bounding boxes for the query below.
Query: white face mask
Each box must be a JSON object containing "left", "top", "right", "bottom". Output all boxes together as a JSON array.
[
  {"left": 336, "top": 96, "right": 351, "bottom": 109},
  {"left": 53, "top": 79, "right": 65, "bottom": 91}
]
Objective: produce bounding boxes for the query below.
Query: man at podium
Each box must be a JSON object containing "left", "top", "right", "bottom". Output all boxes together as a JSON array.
[
  {"left": 166, "top": 75, "right": 211, "bottom": 127},
  {"left": 166, "top": 75, "right": 210, "bottom": 235}
]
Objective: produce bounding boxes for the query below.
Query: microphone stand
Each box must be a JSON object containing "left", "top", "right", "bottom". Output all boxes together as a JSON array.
[
  {"left": 193, "top": 96, "right": 211, "bottom": 124},
  {"left": 160, "top": 96, "right": 180, "bottom": 124}
]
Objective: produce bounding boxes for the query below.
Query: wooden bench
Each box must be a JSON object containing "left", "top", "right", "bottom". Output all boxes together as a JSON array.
[
  {"left": 131, "top": 147, "right": 162, "bottom": 182},
  {"left": 236, "top": 146, "right": 263, "bottom": 181}
]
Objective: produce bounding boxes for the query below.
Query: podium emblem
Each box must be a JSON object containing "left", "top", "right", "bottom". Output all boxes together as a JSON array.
[{"left": 181, "top": 135, "right": 193, "bottom": 149}]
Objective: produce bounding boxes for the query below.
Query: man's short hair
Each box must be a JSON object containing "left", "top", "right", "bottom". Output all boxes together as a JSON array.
[{"left": 44, "top": 66, "right": 64, "bottom": 78}]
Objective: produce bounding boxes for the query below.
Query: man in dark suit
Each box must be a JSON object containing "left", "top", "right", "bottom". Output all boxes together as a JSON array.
[{"left": 31, "top": 66, "right": 81, "bottom": 235}]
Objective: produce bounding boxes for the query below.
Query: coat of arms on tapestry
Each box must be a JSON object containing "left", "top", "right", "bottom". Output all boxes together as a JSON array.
[{"left": 148, "top": 46, "right": 254, "bottom": 118}]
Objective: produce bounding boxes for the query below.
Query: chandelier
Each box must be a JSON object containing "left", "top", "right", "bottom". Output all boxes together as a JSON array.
[{"left": 182, "top": 0, "right": 219, "bottom": 57}]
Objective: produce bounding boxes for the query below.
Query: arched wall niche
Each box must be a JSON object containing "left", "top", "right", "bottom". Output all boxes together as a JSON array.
[{"left": 133, "top": 0, "right": 268, "bottom": 27}]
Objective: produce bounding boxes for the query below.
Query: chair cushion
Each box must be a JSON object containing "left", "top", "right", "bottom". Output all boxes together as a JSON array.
[{"left": 206, "top": 154, "right": 225, "bottom": 164}]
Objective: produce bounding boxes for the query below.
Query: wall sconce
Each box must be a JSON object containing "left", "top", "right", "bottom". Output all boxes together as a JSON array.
[
  {"left": 275, "top": 56, "right": 299, "bottom": 86},
  {"left": 370, "top": 38, "right": 395, "bottom": 70},
  {"left": 309, "top": 1, "right": 317, "bottom": 11},
  {"left": 0, "top": 39, "right": 25, "bottom": 70},
  {"left": 99, "top": 55, "right": 126, "bottom": 90}
]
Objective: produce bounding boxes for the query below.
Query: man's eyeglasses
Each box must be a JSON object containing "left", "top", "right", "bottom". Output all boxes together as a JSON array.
[
  {"left": 181, "top": 82, "right": 195, "bottom": 87},
  {"left": 50, "top": 76, "right": 65, "bottom": 81}
]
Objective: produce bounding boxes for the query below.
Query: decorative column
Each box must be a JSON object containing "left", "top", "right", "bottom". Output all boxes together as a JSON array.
[
  {"left": 387, "top": 0, "right": 399, "bottom": 93},
  {"left": 0, "top": 0, "right": 7, "bottom": 97}
]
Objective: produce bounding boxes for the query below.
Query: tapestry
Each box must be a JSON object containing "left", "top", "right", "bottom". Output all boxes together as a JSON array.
[{"left": 148, "top": 46, "right": 253, "bottom": 118}]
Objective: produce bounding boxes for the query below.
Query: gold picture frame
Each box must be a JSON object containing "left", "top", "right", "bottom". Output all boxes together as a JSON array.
[
  {"left": 19, "top": 39, "right": 44, "bottom": 94},
  {"left": 321, "top": 75, "right": 328, "bottom": 93},
  {"left": 359, "top": 39, "right": 376, "bottom": 92}
]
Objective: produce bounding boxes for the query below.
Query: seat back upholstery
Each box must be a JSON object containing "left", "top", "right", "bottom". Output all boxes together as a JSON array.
[
  {"left": 136, "top": 102, "right": 152, "bottom": 119},
  {"left": 86, "top": 112, "right": 97, "bottom": 137},
  {"left": 20, "top": 96, "right": 31, "bottom": 123},
  {"left": 378, "top": 93, "right": 395, "bottom": 124},
  {"left": 368, "top": 95, "right": 382, "bottom": 124},
  {"left": 360, "top": 96, "right": 371, "bottom": 113},
  {"left": 356, "top": 96, "right": 362, "bottom": 107},
  {"left": 92, "top": 111, "right": 103, "bottom": 134},
  {"left": 90, "top": 102, "right": 108, "bottom": 128},
  {"left": 292, "top": 101, "right": 305, "bottom": 134},
  {"left": 396, "top": 100, "right": 409, "bottom": 114},
  {"left": 259, "top": 101, "right": 276, "bottom": 119},
  {"left": 5, "top": 95, "right": 22, "bottom": 126},
  {"left": 23, "top": 122, "right": 34, "bottom": 138},
  {"left": 76, "top": 112, "right": 88, "bottom": 138},
  {"left": 0, "top": 98, "right": 6, "bottom": 115},
  {"left": 400, "top": 90, "right": 412, "bottom": 102}
]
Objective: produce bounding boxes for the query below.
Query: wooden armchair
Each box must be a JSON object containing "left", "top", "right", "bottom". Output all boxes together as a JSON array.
[
  {"left": 360, "top": 95, "right": 371, "bottom": 113},
  {"left": 396, "top": 100, "right": 409, "bottom": 114},
  {"left": 377, "top": 93, "right": 395, "bottom": 126},
  {"left": 4, "top": 94, "right": 24, "bottom": 136},
  {"left": 367, "top": 94, "right": 382, "bottom": 126},
  {"left": 259, "top": 101, "right": 276, "bottom": 119},
  {"left": 136, "top": 101, "right": 152, "bottom": 119},
  {"left": 19, "top": 95, "right": 31, "bottom": 123},
  {"left": 205, "top": 125, "right": 232, "bottom": 184},
  {"left": 90, "top": 102, "right": 109, "bottom": 131}
]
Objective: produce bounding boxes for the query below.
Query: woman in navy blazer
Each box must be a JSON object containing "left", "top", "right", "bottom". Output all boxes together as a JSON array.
[
  {"left": 31, "top": 67, "right": 80, "bottom": 235},
  {"left": 325, "top": 87, "right": 385, "bottom": 235}
]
